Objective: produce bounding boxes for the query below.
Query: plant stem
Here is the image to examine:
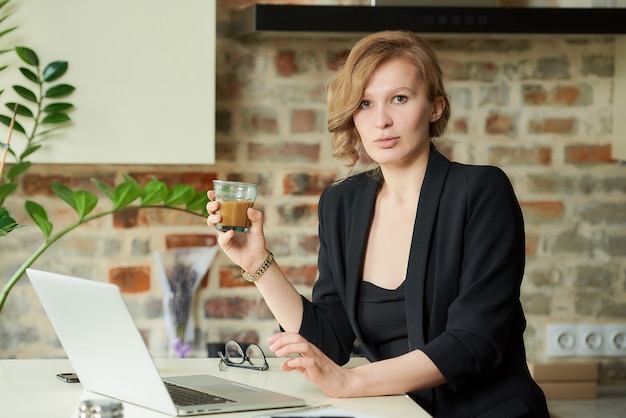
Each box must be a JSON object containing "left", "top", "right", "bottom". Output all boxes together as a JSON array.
[{"left": 0, "top": 205, "right": 205, "bottom": 313}]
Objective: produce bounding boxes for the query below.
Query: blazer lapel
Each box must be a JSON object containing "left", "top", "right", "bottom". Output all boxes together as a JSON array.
[
  {"left": 345, "top": 178, "right": 380, "bottom": 359},
  {"left": 405, "top": 151, "right": 450, "bottom": 350}
]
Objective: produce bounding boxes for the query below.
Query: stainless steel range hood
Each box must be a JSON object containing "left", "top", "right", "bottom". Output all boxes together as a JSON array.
[{"left": 231, "top": 4, "right": 626, "bottom": 38}]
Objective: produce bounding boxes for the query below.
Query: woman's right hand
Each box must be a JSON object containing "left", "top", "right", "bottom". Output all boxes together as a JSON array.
[{"left": 206, "top": 190, "right": 269, "bottom": 273}]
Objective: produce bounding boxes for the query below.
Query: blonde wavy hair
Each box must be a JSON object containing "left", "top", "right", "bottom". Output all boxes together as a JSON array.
[{"left": 327, "top": 31, "right": 450, "bottom": 169}]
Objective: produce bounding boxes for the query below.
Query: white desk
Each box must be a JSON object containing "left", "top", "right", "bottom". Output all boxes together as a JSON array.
[{"left": 0, "top": 358, "right": 431, "bottom": 418}]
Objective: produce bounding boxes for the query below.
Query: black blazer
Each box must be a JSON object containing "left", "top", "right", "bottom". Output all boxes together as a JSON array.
[{"left": 298, "top": 150, "right": 549, "bottom": 417}]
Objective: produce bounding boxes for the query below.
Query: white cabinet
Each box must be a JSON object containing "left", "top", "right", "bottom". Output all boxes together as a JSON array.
[{"left": 0, "top": 0, "right": 215, "bottom": 164}]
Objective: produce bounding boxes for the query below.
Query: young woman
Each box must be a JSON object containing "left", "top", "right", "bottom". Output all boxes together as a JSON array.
[{"left": 207, "top": 31, "right": 549, "bottom": 418}]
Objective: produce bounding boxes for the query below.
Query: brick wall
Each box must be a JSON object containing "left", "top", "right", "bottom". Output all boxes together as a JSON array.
[{"left": 1, "top": 0, "right": 625, "bottom": 382}]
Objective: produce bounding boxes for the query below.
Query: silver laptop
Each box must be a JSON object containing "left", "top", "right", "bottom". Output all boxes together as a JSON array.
[{"left": 27, "top": 268, "right": 305, "bottom": 416}]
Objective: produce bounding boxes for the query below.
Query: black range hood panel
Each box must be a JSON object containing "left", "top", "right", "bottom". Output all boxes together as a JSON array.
[{"left": 232, "top": 5, "right": 626, "bottom": 38}]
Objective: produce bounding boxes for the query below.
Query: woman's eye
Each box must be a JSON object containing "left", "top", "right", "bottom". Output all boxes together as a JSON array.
[
  {"left": 392, "top": 95, "right": 408, "bottom": 104},
  {"left": 359, "top": 100, "right": 372, "bottom": 109}
]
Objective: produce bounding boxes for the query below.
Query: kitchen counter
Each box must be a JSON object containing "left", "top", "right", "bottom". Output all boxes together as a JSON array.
[{"left": 547, "top": 386, "right": 626, "bottom": 418}]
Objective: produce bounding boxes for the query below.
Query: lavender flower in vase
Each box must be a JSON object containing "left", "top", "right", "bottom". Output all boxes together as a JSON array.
[{"left": 154, "top": 246, "right": 218, "bottom": 357}]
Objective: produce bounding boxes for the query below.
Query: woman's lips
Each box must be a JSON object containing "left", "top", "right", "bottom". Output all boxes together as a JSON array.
[{"left": 374, "top": 136, "right": 399, "bottom": 149}]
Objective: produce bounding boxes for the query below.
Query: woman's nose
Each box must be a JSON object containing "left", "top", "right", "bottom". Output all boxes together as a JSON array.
[{"left": 374, "top": 106, "right": 392, "bottom": 129}]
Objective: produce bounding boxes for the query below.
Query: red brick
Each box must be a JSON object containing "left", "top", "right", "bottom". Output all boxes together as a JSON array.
[
  {"left": 565, "top": 144, "right": 615, "bottom": 164},
  {"left": 488, "top": 146, "right": 552, "bottom": 166},
  {"left": 109, "top": 266, "right": 151, "bottom": 293},
  {"left": 297, "top": 234, "right": 320, "bottom": 255},
  {"left": 113, "top": 208, "right": 140, "bottom": 229},
  {"left": 485, "top": 112, "right": 516, "bottom": 135},
  {"left": 551, "top": 86, "right": 581, "bottom": 105},
  {"left": 165, "top": 234, "right": 218, "bottom": 249},
  {"left": 526, "top": 233, "right": 540, "bottom": 257},
  {"left": 283, "top": 265, "right": 318, "bottom": 287},
  {"left": 282, "top": 173, "right": 337, "bottom": 196},
  {"left": 126, "top": 171, "right": 217, "bottom": 192},
  {"left": 529, "top": 118, "right": 576, "bottom": 134},
  {"left": 523, "top": 85, "right": 548, "bottom": 105},
  {"left": 215, "top": 73, "right": 242, "bottom": 101},
  {"left": 140, "top": 207, "right": 206, "bottom": 227},
  {"left": 277, "top": 203, "right": 318, "bottom": 225},
  {"left": 219, "top": 266, "right": 254, "bottom": 288},
  {"left": 248, "top": 111, "right": 279, "bottom": 133},
  {"left": 216, "top": 141, "right": 237, "bottom": 162},
  {"left": 22, "top": 173, "right": 115, "bottom": 197},
  {"left": 248, "top": 142, "right": 320, "bottom": 163},
  {"left": 449, "top": 118, "right": 469, "bottom": 134},
  {"left": 521, "top": 201, "right": 565, "bottom": 223},
  {"left": 215, "top": 330, "right": 261, "bottom": 346},
  {"left": 291, "top": 109, "right": 318, "bottom": 133},
  {"left": 204, "top": 297, "right": 258, "bottom": 319},
  {"left": 275, "top": 50, "right": 298, "bottom": 77}
]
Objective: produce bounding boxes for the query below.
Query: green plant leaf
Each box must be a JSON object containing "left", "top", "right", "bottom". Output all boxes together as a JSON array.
[
  {"left": 6, "top": 102, "right": 33, "bottom": 117},
  {"left": 0, "top": 208, "right": 19, "bottom": 235},
  {"left": 164, "top": 184, "right": 195, "bottom": 206},
  {"left": 112, "top": 181, "right": 142, "bottom": 209},
  {"left": 186, "top": 190, "right": 209, "bottom": 212},
  {"left": 0, "top": 26, "right": 17, "bottom": 39},
  {"left": 121, "top": 173, "right": 138, "bottom": 184},
  {"left": 15, "top": 46, "right": 39, "bottom": 66},
  {"left": 73, "top": 190, "right": 98, "bottom": 219},
  {"left": 0, "top": 183, "right": 18, "bottom": 201},
  {"left": 44, "top": 102, "right": 73, "bottom": 113},
  {"left": 7, "top": 161, "right": 30, "bottom": 181},
  {"left": 43, "top": 61, "right": 68, "bottom": 82},
  {"left": 25, "top": 200, "right": 52, "bottom": 238},
  {"left": 41, "top": 113, "right": 70, "bottom": 124},
  {"left": 19, "top": 67, "right": 39, "bottom": 83},
  {"left": 13, "top": 85, "right": 37, "bottom": 102},
  {"left": 20, "top": 144, "right": 41, "bottom": 159},
  {"left": 0, "top": 114, "right": 26, "bottom": 133},
  {"left": 45, "top": 84, "right": 75, "bottom": 98},
  {"left": 51, "top": 182, "right": 76, "bottom": 210},
  {"left": 91, "top": 178, "right": 114, "bottom": 200},
  {"left": 141, "top": 180, "right": 168, "bottom": 206}
]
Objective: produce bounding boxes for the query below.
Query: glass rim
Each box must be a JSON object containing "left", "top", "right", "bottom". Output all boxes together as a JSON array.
[{"left": 212, "top": 180, "right": 259, "bottom": 189}]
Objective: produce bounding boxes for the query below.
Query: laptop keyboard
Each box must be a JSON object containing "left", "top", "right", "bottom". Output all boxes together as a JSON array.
[{"left": 164, "top": 382, "right": 235, "bottom": 406}]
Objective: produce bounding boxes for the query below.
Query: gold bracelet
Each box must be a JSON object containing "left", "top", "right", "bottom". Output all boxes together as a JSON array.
[{"left": 241, "top": 251, "right": 274, "bottom": 283}]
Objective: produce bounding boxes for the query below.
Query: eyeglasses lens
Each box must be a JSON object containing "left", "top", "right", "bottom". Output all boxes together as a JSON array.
[
  {"left": 245, "top": 344, "right": 265, "bottom": 367},
  {"left": 224, "top": 341, "right": 244, "bottom": 364}
]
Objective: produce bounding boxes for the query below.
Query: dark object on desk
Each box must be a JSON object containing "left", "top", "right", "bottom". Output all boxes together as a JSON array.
[{"left": 56, "top": 372, "right": 79, "bottom": 383}]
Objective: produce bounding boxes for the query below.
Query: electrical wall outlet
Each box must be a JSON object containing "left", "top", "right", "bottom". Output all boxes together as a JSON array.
[
  {"left": 547, "top": 323, "right": 626, "bottom": 358},
  {"left": 606, "top": 324, "right": 626, "bottom": 356},
  {"left": 547, "top": 323, "right": 578, "bottom": 357},
  {"left": 577, "top": 324, "right": 606, "bottom": 356}
]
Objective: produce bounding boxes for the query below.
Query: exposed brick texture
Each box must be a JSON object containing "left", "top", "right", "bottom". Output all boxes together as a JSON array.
[
  {"left": 109, "top": 266, "right": 151, "bottom": 293},
  {"left": 2, "top": 0, "right": 625, "bottom": 383}
]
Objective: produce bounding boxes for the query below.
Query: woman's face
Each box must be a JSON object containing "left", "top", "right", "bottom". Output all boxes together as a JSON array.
[{"left": 352, "top": 57, "right": 442, "bottom": 168}]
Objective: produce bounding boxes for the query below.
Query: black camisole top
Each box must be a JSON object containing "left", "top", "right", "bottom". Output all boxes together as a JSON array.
[{"left": 357, "top": 281, "right": 409, "bottom": 360}]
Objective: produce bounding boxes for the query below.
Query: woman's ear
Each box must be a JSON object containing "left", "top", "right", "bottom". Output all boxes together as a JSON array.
[{"left": 430, "top": 96, "right": 446, "bottom": 122}]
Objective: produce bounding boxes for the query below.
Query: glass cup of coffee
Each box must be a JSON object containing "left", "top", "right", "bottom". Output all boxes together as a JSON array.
[{"left": 212, "top": 180, "right": 259, "bottom": 233}]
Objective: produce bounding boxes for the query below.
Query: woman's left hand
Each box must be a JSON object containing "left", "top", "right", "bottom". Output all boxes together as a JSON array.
[{"left": 267, "top": 332, "right": 355, "bottom": 398}]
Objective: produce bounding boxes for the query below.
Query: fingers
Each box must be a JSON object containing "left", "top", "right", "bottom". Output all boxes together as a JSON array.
[
  {"left": 268, "top": 332, "right": 312, "bottom": 358},
  {"left": 206, "top": 193, "right": 220, "bottom": 229}
]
